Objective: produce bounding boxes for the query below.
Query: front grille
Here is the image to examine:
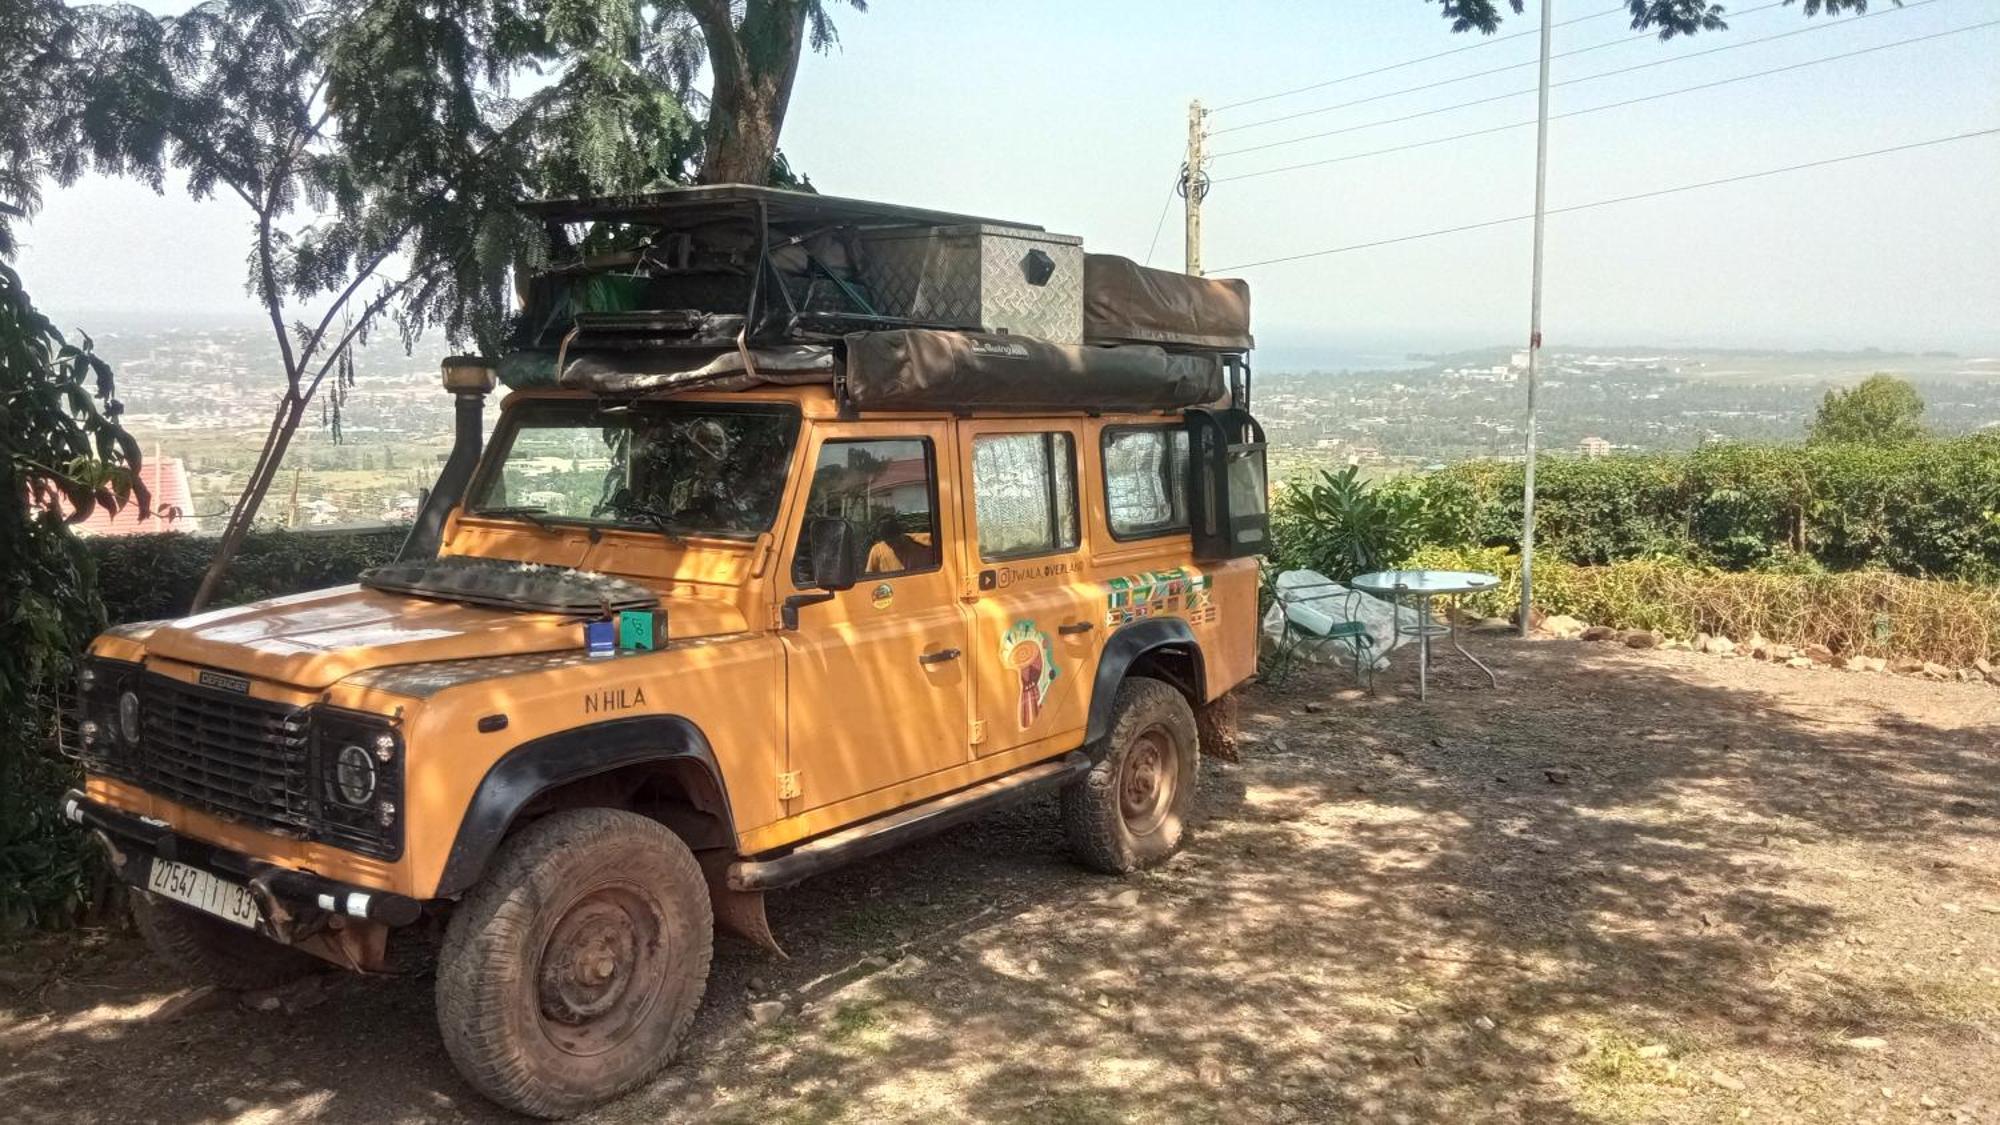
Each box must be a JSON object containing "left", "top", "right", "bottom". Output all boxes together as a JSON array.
[{"left": 136, "top": 672, "right": 314, "bottom": 838}]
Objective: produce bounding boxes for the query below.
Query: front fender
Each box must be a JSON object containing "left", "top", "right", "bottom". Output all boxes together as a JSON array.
[{"left": 432, "top": 714, "right": 732, "bottom": 898}]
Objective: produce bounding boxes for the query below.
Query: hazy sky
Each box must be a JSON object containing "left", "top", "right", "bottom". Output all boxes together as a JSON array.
[{"left": 15, "top": 0, "right": 2000, "bottom": 357}]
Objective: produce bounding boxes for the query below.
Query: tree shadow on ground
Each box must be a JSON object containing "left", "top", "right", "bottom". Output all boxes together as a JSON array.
[{"left": 2, "top": 637, "right": 1995, "bottom": 1123}]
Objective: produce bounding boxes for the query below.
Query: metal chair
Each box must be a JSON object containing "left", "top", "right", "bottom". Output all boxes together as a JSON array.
[{"left": 1264, "top": 573, "right": 1376, "bottom": 691}]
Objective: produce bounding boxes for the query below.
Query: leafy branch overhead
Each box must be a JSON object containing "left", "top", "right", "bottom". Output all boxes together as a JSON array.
[{"left": 1430, "top": 0, "right": 1895, "bottom": 37}]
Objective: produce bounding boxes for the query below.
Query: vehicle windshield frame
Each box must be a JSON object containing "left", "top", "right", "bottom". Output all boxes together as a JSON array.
[{"left": 464, "top": 396, "right": 802, "bottom": 541}]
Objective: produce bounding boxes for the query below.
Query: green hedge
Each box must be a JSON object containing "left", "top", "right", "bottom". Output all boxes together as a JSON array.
[
  {"left": 87, "top": 526, "right": 406, "bottom": 624},
  {"left": 1385, "top": 435, "right": 2000, "bottom": 581},
  {"left": 1404, "top": 545, "right": 2000, "bottom": 664}
]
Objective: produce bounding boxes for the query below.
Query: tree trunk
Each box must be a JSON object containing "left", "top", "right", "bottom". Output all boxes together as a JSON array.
[
  {"left": 693, "top": 0, "right": 810, "bottom": 186},
  {"left": 187, "top": 392, "right": 309, "bottom": 612}
]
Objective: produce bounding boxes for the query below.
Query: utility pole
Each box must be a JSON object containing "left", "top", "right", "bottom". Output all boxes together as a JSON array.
[
  {"left": 1518, "top": 0, "right": 1553, "bottom": 637},
  {"left": 1183, "top": 99, "right": 1207, "bottom": 276}
]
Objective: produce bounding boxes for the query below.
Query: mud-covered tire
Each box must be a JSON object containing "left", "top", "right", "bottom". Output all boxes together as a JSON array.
[
  {"left": 436, "top": 808, "right": 712, "bottom": 1119},
  {"left": 1062, "top": 676, "right": 1199, "bottom": 875},
  {"left": 130, "top": 890, "right": 320, "bottom": 991}
]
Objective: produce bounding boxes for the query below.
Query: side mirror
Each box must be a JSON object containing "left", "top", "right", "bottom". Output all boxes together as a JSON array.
[
  {"left": 806, "top": 516, "right": 863, "bottom": 591},
  {"left": 782, "top": 517, "right": 862, "bottom": 630}
]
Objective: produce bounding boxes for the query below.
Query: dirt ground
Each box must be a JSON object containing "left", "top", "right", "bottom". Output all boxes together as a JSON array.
[{"left": 4, "top": 634, "right": 1998, "bottom": 1124}]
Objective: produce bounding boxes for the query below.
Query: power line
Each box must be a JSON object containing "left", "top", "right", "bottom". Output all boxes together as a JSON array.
[
  {"left": 1210, "top": 0, "right": 1803, "bottom": 137},
  {"left": 1143, "top": 174, "right": 1178, "bottom": 265},
  {"left": 1212, "top": 16, "right": 1999, "bottom": 182},
  {"left": 1212, "top": 0, "right": 1949, "bottom": 161},
  {"left": 1209, "top": 4, "right": 1628, "bottom": 115},
  {"left": 1212, "top": 126, "right": 2000, "bottom": 272}
]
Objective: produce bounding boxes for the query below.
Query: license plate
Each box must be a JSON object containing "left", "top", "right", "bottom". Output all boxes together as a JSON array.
[{"left": 147, "top": 858, "right": 260, "bottom": 929}]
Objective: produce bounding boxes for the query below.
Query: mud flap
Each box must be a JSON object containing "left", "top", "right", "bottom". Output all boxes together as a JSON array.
[
  {"left": 699, "top": 851, "right": 786, "bottom": 959},
  {"left": 1195, "top": 690, "right": 1241, "bottom": 762}
]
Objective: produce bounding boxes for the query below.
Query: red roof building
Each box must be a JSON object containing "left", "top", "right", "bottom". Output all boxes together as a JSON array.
[{"left": 57, "top": 451, "right": 200, "bottom": 536}]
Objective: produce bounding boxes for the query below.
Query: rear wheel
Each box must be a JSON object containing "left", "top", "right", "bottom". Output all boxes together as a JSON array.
[
  {"left": 130, "top": 891, "right": 320, "bottom": 991},
  {"left": 1062, "top": 676, "right": 1199, "bottom": 874},
  {"left": 436, "top": 808, "right": 712, "bottom": 1119}
]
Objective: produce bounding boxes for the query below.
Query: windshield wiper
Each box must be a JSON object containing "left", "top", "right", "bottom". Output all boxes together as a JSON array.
[{"left": 474, "top": 505, "right": 557, "bottom": 531}]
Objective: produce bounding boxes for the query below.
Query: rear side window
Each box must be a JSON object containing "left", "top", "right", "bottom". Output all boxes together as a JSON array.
[
  {"left": 1102, "top": 426, "right": 1190, "bottom": 539},
  {"left": 971, "top": 432, "right": 1078, "bottom": 561}
]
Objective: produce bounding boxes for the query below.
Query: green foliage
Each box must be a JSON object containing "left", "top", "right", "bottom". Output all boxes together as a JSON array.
[
  {"left": 1807, "top": 374, "right": 1926, "bottom": 446},
  {"left": 1271, "top": 465, "right": 1424, "bottom": 581},
  {"left": 1, "top": 261, "right": 143, "bottom": 931},
  {"left": 1405, "top": 544, "right": 2000, "bottom": 665},
  {"left": 88, "top": 527, "right": 406, "bottom": 625},
  {"left": 1430, "top": 0, "right": 1881, "bottom": 38},
  {"left": 1385, "top": 435, "right": 2000, "bottom": 583}
]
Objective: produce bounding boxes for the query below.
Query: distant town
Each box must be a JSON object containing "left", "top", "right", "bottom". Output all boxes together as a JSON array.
[{"left": 76, "top": 317, "right": 2000, "bottom": 536}]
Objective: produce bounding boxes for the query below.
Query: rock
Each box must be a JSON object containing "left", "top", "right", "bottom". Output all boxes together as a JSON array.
[
  {"left": 1709, "top": 1070, "right": 1746, "bottom": 1092},
  {"left": 1541, "top": 614, "right": 1587, "bottom": 639},
  {"left": 1196, "top": 1056, "right": 1227, "bottom": 1086},
  {"left": 1843, "top": 1036, "right": 1888, "bottom": 1051},
  {"left": 1705, "top": 635, "right": 1737, "bottom": 656},
  {"left": 747, "top": 1000, "right": 786, "bottom": 1026},
  {"left": 1785, "top": 656, "right": 1813, "bottom": 669},
  {"left": 1694, "top": 632, "right": 1713, "bottom": 651},
  {"left": 1891, "top": 656, "right": 1927, "bottom": 675},
  {"left": 1109, "top": 889, "right": 1141, "bottom": 909},
  {"left": 1470, "top": 1015, "right": 1497, "bottom": 1032},
  {"left": 1472, "top": 616, "right": 1515, "bottom": 635},
  {"left": 1663, "top": 638, "right": 1692, "bottom": 651},
  {"left": 1622, "top": 630, "right": 1661, "bottom": 649},
  {"left": 1802, "top": 643, "right": 1835, "bottom": 664},
  {"left": 1922, "top": 662, "right": 1952, "bottom": 680},
  {"left": 1637, "top": 1044, "right": 1671, "bottom": 1059},
  {"left": 222, "top": 1098, "right": 251, "bottom": 1115},
  {"left": 1959, "top": 667, "right": 1982, "bottom": 682},
  {"left": 1580, "top": 625, "right": 1619, "bottom": 642},
  {"left": 1544, "top": 768, "right": 1571, "bottom": 785},
  {"left": 746, "top": 974, "right": 771, "bottom": 994},
  {"left": 1770, "top": 644, "right": 1798, "bottom": 661},
  {"left": 1303, "top": 702, "right": 1325, "bottom": 714},
  {"left": 1856, "top": 655, "right": 1888, "bottom": 673},
  {"left": 1747, "top": 634, "right": 1771, "bottom": 659}
]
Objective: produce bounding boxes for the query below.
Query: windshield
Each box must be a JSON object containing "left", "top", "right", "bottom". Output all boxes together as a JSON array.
[{"left": 468, "top": 400, "right": 798, "bottom": 538}]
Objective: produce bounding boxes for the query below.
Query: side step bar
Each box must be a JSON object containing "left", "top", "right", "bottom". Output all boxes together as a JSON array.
[{"left": 728, "top": 751, "right": 1091, "bottom": 892}]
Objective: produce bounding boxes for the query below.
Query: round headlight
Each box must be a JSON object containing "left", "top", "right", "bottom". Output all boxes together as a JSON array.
[
  {"left": 118, "top": 690, "right": 142, "bottom": 744},
  {"left": 332, "top": 745, "right": 377, "bottom": 805}
]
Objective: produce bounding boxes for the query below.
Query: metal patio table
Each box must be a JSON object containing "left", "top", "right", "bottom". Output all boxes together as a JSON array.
[{"left": 1350, "top": 569, "right": 1501, "bottom": 702}]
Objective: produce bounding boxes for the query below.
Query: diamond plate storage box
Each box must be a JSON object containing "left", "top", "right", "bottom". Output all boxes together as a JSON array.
[{"left": 857, "top": 224, "right": 1085, "bottom": 344}]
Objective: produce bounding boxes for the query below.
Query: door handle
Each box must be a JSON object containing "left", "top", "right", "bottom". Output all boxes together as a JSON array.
[
  {"left": 917, "top": 648, "right": 962, "bottom": 665},
  {"left": 1058, "top": 621, "right": 1095, "bottom": 636}
]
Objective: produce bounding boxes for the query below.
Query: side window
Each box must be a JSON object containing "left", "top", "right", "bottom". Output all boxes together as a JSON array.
[
  {"left": 793, "top": 438, "right": 938, "bottom": 584},
  {"left": 971, "top": 432, "right": 1079, "bottom": 561},
  {"left": 1102, "top": 426, "right": 1190, "bottom": 539}
]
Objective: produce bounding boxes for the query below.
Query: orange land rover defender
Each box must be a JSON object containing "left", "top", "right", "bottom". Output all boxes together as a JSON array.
[{"left": 61, "top": 187, "right": 1270, "bottom": 1117}]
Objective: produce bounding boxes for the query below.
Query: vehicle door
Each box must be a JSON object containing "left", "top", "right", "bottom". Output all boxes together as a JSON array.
[
  {"left": 781, "top": 422, "right": 972, "bottom": 810},
  {"left": 956, "top": 420, "right": 1098, "bottom": 758}
]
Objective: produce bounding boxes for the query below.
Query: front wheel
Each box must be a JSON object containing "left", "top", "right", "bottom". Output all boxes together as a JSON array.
[
  {"left": 131, "top": 890, "right": 321, "bottom": 991},
  {"left": 1062, "top": 676, "right": 1199, "bottom": 874},
  {"left": 436, "top": 809, "right": 713, "bottom": 1119}
]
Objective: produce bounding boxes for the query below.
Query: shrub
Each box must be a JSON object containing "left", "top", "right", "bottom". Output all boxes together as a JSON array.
[
  {"left": 1386, "top": 435, "right": 2000, "bottom": 583},
  {"left": 87, "top": 526, "right": 406, "bottom": 624},
  {"left": 1271, "top": 465, "right": 1424, "bottom": 581},
  {"left": 1403, "top": 545, "right": 2000, "bottom": 665}
]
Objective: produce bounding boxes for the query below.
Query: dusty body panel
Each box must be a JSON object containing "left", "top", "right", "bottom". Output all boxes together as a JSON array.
[{"left": 79, "top": 383, "right": 1261, "bottom": 901}]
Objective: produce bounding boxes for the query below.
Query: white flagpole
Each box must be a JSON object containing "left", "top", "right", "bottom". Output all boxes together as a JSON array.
[{"left": 1519, "top": 0, "right": 1554, "bottom": 637}]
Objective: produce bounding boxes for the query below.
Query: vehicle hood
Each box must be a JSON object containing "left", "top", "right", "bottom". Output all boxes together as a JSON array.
[{"left": 140, "top": 584, "right": 748, "bottom": 690}]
